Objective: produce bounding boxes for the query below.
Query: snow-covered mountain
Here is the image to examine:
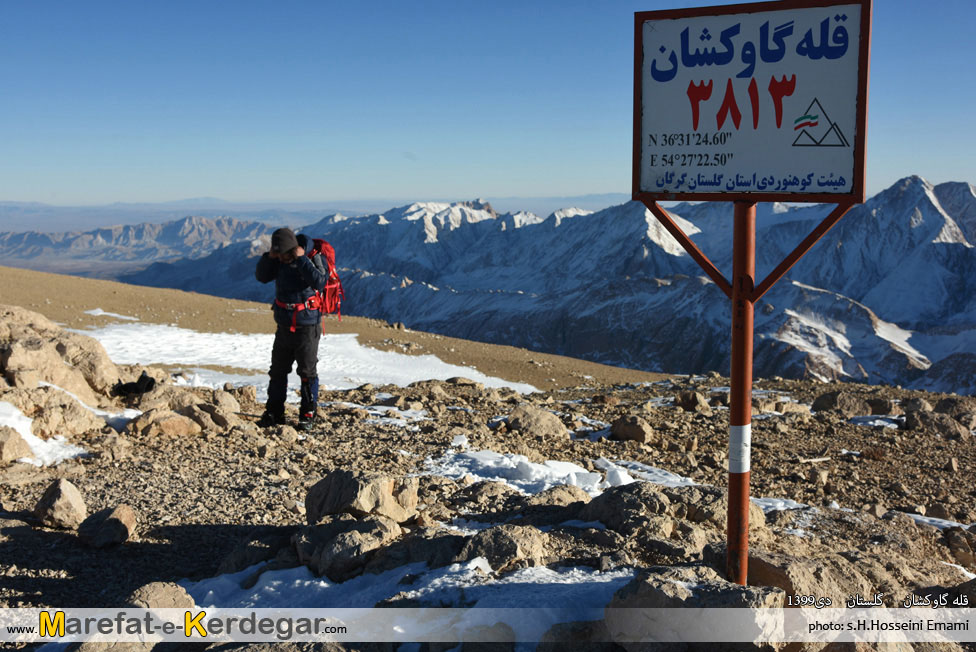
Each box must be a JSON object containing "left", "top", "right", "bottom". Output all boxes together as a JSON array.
[{"left": 12, "top": 176, "right": 973, "bottom": 394}]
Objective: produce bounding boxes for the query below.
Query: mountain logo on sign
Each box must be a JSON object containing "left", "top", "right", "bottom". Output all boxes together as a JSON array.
[{"left": 792, "top": 99, "right": 849, "bottom": 147}]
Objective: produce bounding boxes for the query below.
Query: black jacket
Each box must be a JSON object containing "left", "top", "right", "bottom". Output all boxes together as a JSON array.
[{"left": 255, "top": 234, "right": 328, "bottom": 327}]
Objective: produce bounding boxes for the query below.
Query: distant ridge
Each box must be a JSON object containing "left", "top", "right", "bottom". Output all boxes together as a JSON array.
[{"left": 70, "top": 176, "right": 976, "bottom": 395}]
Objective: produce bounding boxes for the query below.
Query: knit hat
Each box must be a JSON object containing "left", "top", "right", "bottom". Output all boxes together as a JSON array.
[{"left": 271, "top": 228, "right": 299, "bottom": 254}]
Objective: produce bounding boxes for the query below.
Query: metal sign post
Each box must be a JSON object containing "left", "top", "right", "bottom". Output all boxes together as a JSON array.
[{"left": 634, "top": 0, "right": 871, "bottom": 584}]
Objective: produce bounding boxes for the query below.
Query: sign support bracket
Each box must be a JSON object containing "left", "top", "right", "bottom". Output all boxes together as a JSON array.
[{"left": 639, "top": 197, "right": 858, "bottom": 585}]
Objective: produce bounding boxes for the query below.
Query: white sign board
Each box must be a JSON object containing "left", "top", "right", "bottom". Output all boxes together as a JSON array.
[{"left": 635, "top": 0, "right": 870, "bottom": 201}]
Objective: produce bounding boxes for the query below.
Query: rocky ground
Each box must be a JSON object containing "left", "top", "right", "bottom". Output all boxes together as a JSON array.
[{"left": 0, "top": 268, "right": 974, "bottom": 651}]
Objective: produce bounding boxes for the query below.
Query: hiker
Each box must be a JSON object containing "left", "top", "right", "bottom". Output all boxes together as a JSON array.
[{"left": 255, "top": 227, "right": 328, "bottom": 430}]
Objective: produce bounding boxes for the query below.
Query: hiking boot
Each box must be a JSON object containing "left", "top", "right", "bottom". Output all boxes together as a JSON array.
[
  {"left": 257, "top": 411, "right": 285, "bottom": 428},
  {"left": 298, "top": 412, "right": 316, "bottom": 432}
]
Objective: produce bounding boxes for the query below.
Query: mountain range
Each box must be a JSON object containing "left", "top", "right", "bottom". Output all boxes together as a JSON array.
[{"left": 2, "top": 176, "right": 973, "bottom": 394}]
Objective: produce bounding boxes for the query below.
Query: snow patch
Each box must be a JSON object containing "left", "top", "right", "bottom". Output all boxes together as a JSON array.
[{"left": 0, "top": 401, "right": 86, "bottom": 467}]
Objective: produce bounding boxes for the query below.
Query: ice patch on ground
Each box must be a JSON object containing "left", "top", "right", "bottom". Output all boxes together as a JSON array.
[{"left": 83, "top": 308, "right": 139, "bottom": 321}]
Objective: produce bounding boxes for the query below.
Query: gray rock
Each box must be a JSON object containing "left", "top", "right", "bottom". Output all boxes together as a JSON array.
[
  {"left": 660, "top": 484, "right": 766, "bottom": 532},
  {"left": 127, "top": 408, "right": 202, "bottom": 438},
  {"left": 867, "top": 397, "right": 901, "bottom": 415},
  {"left": 0, "top": 425, "right": 31, "bottom": 463},
  {"left": 578, "top": 483, "right": 671, "bottom": 534},
  {"left": 450, "top": 480, "right": 520, "bottom": 515},
  {"left": 78, "top": 505, "right": 137, "bottom": 547},
  {"left": 903, "top": 411, "right": 970, "bottom": 439},
  {"left": 605, "top": 566, "right": 784, "bottom": 645},
  {"left": 811, "top": 391, "right": 870, "bottom": 418},
  {"left": 610, "top": 415, "right": 657, "bottom": 443},
  {"left": 34, "top": 479, "right": 87, "bottom": 530},
  {"left": 526, "top": 484, "right": 591, "bottom": 507},
  {"left": 926, "top": 503, "right": 952, "bottom": 520},
  {"left": 676, "top": 391, "right": 712, "bottom": 415},
  {"left": 364, "top": 528, "right": 467, "bottom": 574},
  {"left": 0, "top": 305, "right": 121, "bottom": 405},
  {"left": 903, "top": 397, "right": 934, "bottom": 413},
  {"left": 455, "top": 524, "right": 549, "bottom": 573},
  {"left": 294, "top": 513, "right": 402, "bottom": 580},
  {"left": 179, "top": 404, "right": 219, "bottom": 431},
  {"left": 126, "top": 581, "right": 195, "bottom": 609},
  {"left": 305, "top": 469, "right": 419, "bottom": 524},
  {"left": 2, "top": 386, "right": 104, "bottom": 438},
  {"left": 507, "top": 404, "right": 568, "bottom": 440},
  {"left": 211, "top": 389, "right": 241, "bottom": 414}
]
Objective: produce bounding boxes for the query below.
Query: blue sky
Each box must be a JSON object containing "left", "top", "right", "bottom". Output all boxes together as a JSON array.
[{"left": 1, "top": 0, "right": 971, "bottom": 205}]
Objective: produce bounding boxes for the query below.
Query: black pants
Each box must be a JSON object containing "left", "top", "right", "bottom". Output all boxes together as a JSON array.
[{"left": 266, "top": 324, "right": 320, "bottom": 416}]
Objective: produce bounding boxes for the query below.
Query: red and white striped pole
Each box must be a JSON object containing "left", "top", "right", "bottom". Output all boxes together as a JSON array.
[{"left": 727, "top": 200, "right": 756, "bottom": 585}]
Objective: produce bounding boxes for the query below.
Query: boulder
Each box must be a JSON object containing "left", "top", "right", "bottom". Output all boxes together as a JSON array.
[
  {"left": 934, "top": 395, "right": 976, "bottom": 420},
  {"left": 132, "top": 386, "right": 203, "bottom": 412},
  {"left": 592, "top": 394, "right": 621, "bottom": 407},
  {"left": 811, "top": 391, "right": 870, "bottom": 418},
  {"left": 0, "top": 305, "right": 123, "bottom": 405},
  {"left": 775, "top": 401, "right": 812, "bottom": 415},
  {"left": 526, "top": 484, "right": 591, "bottom": 508},
  {"left": 231, "top": 384, "right": 258, "bottom": 404},
  {"left": 199, "top": 404, "right": 242, "bottom": 429},
  {"left": 127, "top": 409, "right": 203, "bottom": 438},
  {"left": 610, "top": 415, "right": 657, "bottom": 444},
  {"left": 903, "top": 397, "right": 934, "bottom": 413},
  {"left": 294, "top": 513, "right": 402, "bottom": 580},
  {"left": 449, "top": 480, "right": 521, "bottom": 515},
  {"left": 660, "top": 484, "right": 767, "bottom": 536},
  {"left": 78, "top": 505, "right": 137, "bottom": 547},
  {"left": 179, "top": 404, "right": 219, "bottom": 431},
  {"left": 605, "top": 566, "right": 784, "bottom": 647},
  {"left": 448, "top": 377, "right": 484, "bottom": 390},
  {"left": 211, "top": 389, "right": 241, "bottom": 414},
  {"left": 125, "top": 582, "right": 195, "bottom": 609},
  {"left": 365, "top": 528, "right": 468, "bottom": 574},
  {"left": 2, "top": 386, "right": 104, "bottom": 438},
  {"left": 676, "top": 391, "right": 712, "bottom": 415},
  {"left": 34, "top": 479, "right": 87, "bottom": 530},
  {"left": 0, "top": 425, "right": 31, "bottom": 463},
  {"left": 867, "top": 397, "right": 901, "bottom": 415},
  {"left": 305, "top": 470, "right": 419, "bottom": 524},
  {"left": 2, "top": 338, "right": 99, "bottom": 404},
  {"left": 454, "top": 524, "right": 549, "bottom": 573},
  {"left": 578, "top": 483, "right": 671, "bottom": 535},
  {"left": 507, "top": 404, "right": 568, "bottom": 439},
  {"left": 903, "top": 411, "right": 970, "bottom": 439},
  {"left": 954, "top": 411, "right": 976, "bottom": 430},
  {"left": 752, "top": 397, "right": 779, "bottom": 414},
  {"left": 745, "top": 548, "right": 876, "bottom": 603},
  {"left": 426, "top": 383, "right": 452, "bottom": 402},
  {"left": 500, "top": 485, "right": 591, "bottom": 528}
]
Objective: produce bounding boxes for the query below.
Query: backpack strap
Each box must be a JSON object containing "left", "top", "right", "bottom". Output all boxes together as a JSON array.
[{"left": 274, "top": 296, "right": 322, "bottom": 333}]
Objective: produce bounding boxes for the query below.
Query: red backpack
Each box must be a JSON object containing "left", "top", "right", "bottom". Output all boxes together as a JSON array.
[{"left": 308, "top": 238, "right": 345, "bottom": 324}]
